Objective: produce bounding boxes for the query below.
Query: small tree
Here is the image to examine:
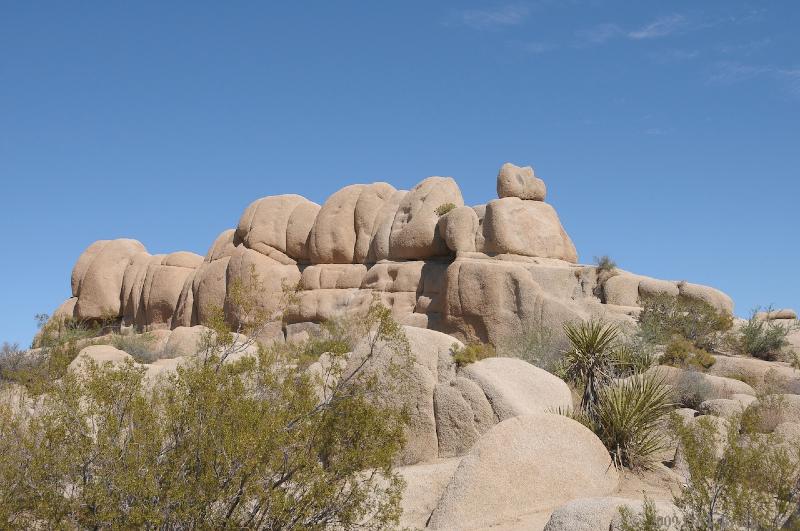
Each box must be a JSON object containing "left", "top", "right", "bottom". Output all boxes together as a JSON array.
[
  {"left": 0, "top": 273, "right": 411, "bottom": 528},
  {"left": 734, "top": 308, "right": 797, "bottom": 361},
  {"left": 672, "top": 410, "right": 800, "bottom": 530},
  {"left": 638, "top": 293, "right": 733, "bottom": 352}
]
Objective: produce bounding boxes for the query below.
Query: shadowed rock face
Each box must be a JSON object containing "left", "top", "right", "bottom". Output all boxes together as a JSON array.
[{"left": 54, "top": 162, "right": 733, "bottom": 345}]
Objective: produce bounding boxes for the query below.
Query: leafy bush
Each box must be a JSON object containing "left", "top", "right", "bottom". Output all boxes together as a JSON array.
[
  {"left": 592, "top": 373, "right": 673, "bottom": 469},
  {"left": 661, "top": 336, "right": 715, "bottom": 370},
  {"left": 733, "top": 309, "right": 796, "bottom": 361},
  {"left": 435, "top": 202, "right": 456, "bottom": 216},
  {"left": 671, "top": 369, "right": 715, "bottom": 409},
  {"left": 562, "top": 320, "right": 619, "bottom": 417},
  {"left": 594, "top": 255, "right": 617, "bottom": 274},
  {"left": 638, "top": 293, "right": 733, "bottom": 351},
  {"left": 451, "top": 341, "right": 496, "bottom": 367},
  {"left": 618, "top": 496, "right": 670, "bottom": 531},
  {"left": 497, "top": 322, "right": 567, "bottom": 372},
  {"left": 671, "top": 410, "right": 800, "bottom": 530},
  {"left": 111, "top": 333, "right": 169, "bottom": 363},
  {"left": 0, "top": 287, "right": 410, "bottom": 529}
]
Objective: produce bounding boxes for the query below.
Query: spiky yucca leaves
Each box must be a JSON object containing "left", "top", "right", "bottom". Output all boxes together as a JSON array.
[
  {"left": 562, "top": 320, "right": 620, "bottom": 418},
  {"left": 593, "top": 372, "right": 673, "bottom": 469}
]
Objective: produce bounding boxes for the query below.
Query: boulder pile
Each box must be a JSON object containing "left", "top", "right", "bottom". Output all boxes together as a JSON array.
[{"left": 51, "top": 162, "right": 733, "bottom": 348}]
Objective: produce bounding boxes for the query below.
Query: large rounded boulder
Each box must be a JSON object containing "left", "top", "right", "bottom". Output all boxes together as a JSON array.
[{"left": 427, "top": 413, "right": 619, "bottom": 530}]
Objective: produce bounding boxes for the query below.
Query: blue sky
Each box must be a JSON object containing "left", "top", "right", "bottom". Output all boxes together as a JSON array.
[{"left": 1, "top": 1, "right": 798, "bottom": 346}]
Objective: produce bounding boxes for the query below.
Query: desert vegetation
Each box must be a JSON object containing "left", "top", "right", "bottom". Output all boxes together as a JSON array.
[{"left": 0, "top": 274, "right": 412, "bottom": 529}]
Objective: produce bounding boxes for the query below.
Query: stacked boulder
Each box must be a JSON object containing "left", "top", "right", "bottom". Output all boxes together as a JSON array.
[{"left": 51, "top": 162, "right": 733, "bottom": 347}]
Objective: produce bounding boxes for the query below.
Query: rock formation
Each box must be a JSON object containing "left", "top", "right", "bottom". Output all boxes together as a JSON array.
[{"left": 49, "top": 162, "right": 734, "bottom": 348}]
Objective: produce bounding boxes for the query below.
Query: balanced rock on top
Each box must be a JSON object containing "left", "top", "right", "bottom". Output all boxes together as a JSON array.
[{"left": 496, "top": 162, "right": 546, "bottom": 201}]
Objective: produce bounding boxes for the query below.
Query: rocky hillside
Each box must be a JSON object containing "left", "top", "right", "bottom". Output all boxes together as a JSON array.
[
  {"left": 15, "top": 162, "right": 800, "bottom": 529},
  {"left": 53, "top": 162, "right": 731, "bottom": 347}
]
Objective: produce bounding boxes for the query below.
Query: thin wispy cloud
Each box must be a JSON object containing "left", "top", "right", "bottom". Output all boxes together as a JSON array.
[
  {"left": 710, "top": 61, "right": 800, "bottom": 97},
  {"left": 716, "top": 38, "right": 772, "bottom": 56},
  {"left": 446, "top": 4, "right": 530, "bottom": 30},
  {"left": 628, "top": 14, "right": 686, "bottom": 39},
  {"left": 575, "top": 23, "right": 622, "bottom": 45}
]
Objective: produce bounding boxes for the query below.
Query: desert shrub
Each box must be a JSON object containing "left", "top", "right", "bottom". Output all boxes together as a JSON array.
[
  {"left": 594, "top": 255, "right": 617, "bottom": 274},
  {"left": 111, "top": 333, "right": 168, "bottom": 363},
  {"left": 661, "top": 336, "right": 715, "bottom": 370},
  {"left": 592, "top": 372, "right": 673, "bottom": 469},
  {"left": 672, "top": 409, "right": 800, "bottom": 530},
  {"left": 638, "top": 293, "right": 733, "bottom": 351},
  {"left": 611, "top": 339, "right": 657, "bottom": 378},
  {"left": 671, "top": 369, "right": 714, "bottom": 409},
  {"left": 562, "top": 320, "right": 619, "bottom": 417},
  {"left": 733, "top": 309, "right": 797, "bottom": 361},
  {"left": 618, "top": 496, "right": 670, "bottom": 531},
  {"left": 0, "top": 282, "right": 410, "bottom": 529},
  {"left": 497, "top": 322, "right": 567, "bottom": 372},
  {"left": 451, "top": 341, "right": 496, "bottom": 368},
  {"left": 435, "top": 202, "right": 456, "bottom": 216}
]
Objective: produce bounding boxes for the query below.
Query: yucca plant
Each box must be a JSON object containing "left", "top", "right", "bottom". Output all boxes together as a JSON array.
[
  {"left": 562, "top": 320, "right": 620, "bottom": 418},
  {"left": 593, "top": 372, "right": 673, "bottom": 469}
]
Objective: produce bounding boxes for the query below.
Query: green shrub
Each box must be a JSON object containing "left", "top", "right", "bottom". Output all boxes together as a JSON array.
[
  {"left": 592, "top": 373, "right": 673, "bottom": 469},
  {"left": 497, "top": 322, "right": 567, "bottom": 372},
  {"left": 671, "top": 410, "right": 800, "bottom": 530},
  {"left": 111, "top": 333, "right": 168, "bottom": 363},
  {"left": 671, "top": 369, "right": 714, "bottom": 409},
  {"left": 734, "top": 309, "right": 796, "bottom": 361},
  {"left": 661, "top": 337, "right": 715, "bottom": 370},
  {"left": 562, "top": 320, "right": 619, "bottom": 417},
  {"left": 434, "top": 202, "right": 456, "bottom": 216},
  {"left": 638, "top": 293, "right": 733, "bottom": 351},
  {"left": 618, "top": 496, "right": 669, "bottom": 531},
  {"left": 0, "top": 288, "right": 410, "bottom": 529},
  {"left": 594, "top": 255, "right": 617, "bottom": 274},
  {"left": 451, "top": 341, "right": 496, "bottom": 368},
  {"left": 611, "top": 339, "right": 657, "bottom": 378}
]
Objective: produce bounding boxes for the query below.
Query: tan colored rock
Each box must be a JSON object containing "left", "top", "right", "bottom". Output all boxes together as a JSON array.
[
  {"left": 639, "top": 278, "right": 679, "bottom": 298},
  {"left": 140, "top": 252, "right": 202, "bottom": 329},
  {"left": 389, "top": 176, "right": 463, "bottom": 259},
  {"left": 69, "top": 344, "right": 134, "bottom": 374},
  {"left": 434, "top": 378, "right": 496, "bottom": 457},
  {"left": 708, "top": 355, "right": 800, "bottom": 394},
  {"left": 545, "top": 497, "right": 682, "bottom": 531},
  {"left": 362, "top": 261, "right": 424, "bottom": 292},
  {"left": 756, "top": 308, "right": 797, "bottom": 321},
  {"left": 442, "top": 258, "right": 585, "bottom": 346},
  {"left": 193, "top": 257, "right": 230, "bottom": 325},
  {"left": 483, "top": 198, "right": 577, "bottom": 262},
  {"left": 204, "top": 229, "right": 237, "bottom": 262},
  {"left": 308, "top": 184, "right": 365, "bottom": 264},
  {"left": 286, "top": 201, "right": 320, "bottom": 260},
  {"left": 121, "top": 253, "right": 161, "bottom": 326},
  {"left": 496, "top": 162, "right": 546, "bottom": 201},
  {"left": 367, "top": 189, "right": 407, "bottom": 261},
  {"left": 53, "top": 297, "right": 77, "bottom": 320},
  {"left": 603, "top": 273, "right": 644, "bottom": 306},
  {"left": 438, "top": 206, "right": 479, "bottom": 253},
  {"left": 698, "top": 398, "right": 746, "bottom": 419},
  {"left": 462, "top": 357, "right": 572, "bottom": 420},
  {"left": 678, "top": 281, "right": 734, "bottom": 314},
  {"left": 301, "top": 264, "right": 367, "bottom": 290},
  {"left": 397, "top": 458, "right": 461, "bottom": 530},
  {"left": 225, "top": 247, "right": 301, "bottom": 326},
  {"left": 427, "top": 413, "right": 619, "bottom": 530},
  {"left": 236, "top": 194, "right": 318, "bottom": 263},
  {"left": 162, "top": 251, "right": 202, "bottom": 269},
  {"left": 74, "top": 239, "right": 147, "bottom": 319},
  {"left": 353, "top": 182, "right": 396, "bottom": 263},
  {"left": 172, "top": 271, "right": 196, "bottom": 328},
  {"left": 164, "top": 325, "right": 209, "bottom": 357},
  {"left": 648, "top": 365, "right": 756, "bottom": 403}
]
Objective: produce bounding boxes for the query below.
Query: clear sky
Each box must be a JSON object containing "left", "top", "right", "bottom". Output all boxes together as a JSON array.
[{"left": 1, "top": 1, "right": 798, "bottom": 346}]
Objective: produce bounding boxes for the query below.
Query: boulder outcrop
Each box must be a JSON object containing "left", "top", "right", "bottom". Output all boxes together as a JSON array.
[{"left": 53, "top": 161, "right": 733, "bottom": 351}]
